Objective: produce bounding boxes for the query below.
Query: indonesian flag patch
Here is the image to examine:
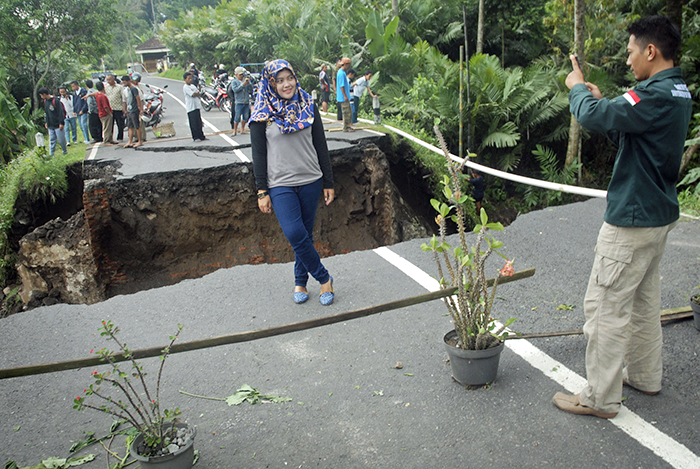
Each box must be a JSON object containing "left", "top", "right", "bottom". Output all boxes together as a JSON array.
[{"left": 623, "top": 90, "right": 641, "bottom": 106}]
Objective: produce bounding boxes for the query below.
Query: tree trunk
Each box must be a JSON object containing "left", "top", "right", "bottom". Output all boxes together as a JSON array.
[
  {"left": 565, "top": 0, "right": 586, "bottom": 171},
  {"left": 477, "top": 0, "right": 484, "bottom": 54},
  {"left": 666, "top": 0, "right": 683, "bottom": 64},
  {"left": 392, "top": 0, "right": 399, "bottom": 19},
  {"left": 679, "top": 132, "right": 699, "bottom": 177}
]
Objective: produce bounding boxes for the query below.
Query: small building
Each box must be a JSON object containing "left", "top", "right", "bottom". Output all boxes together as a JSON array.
[{"left": 135, "top": 37, "right": 170, "bottom": 73}]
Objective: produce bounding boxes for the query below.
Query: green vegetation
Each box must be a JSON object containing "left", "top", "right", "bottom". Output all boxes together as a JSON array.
[
  {"left": 159, "top": 0, "right": 700, "bottom": 212},
  {"left": 0, "top": 145, "right": 86, "bottom": 287},
  {"left": 679, "top": 189, "right": 700, "bottom": 218},
  {"left": 160, "top": 67, "right": 188, "bottom": 81}
]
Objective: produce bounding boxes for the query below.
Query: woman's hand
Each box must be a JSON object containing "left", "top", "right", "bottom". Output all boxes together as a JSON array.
[
  {"left": 258, "top": 194, "right": 272, "bottom": 213},
  {"left": 324, "top": 188, "right": 335, "bottom": 206}
]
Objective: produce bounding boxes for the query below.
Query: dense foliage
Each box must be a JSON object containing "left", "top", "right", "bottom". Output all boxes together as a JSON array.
[{"left": 159, "top": 0, "right": 700, "bottom": 210}]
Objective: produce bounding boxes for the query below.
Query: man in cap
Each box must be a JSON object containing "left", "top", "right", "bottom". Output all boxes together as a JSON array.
[
  {"left": 189, "top": 63, "right": 200, "bottom": 87},
  {"left": 132, "top": 73, "right": 147, "bottom": 142},
  {"left": 121, "top": 75, "right": 144, "bottom": 147},
  {"left": 336, "top": 57, "right": 353, "bottom": 132},
  {"left": 228, "top": 66, "right": 254, "bottom": 135}
]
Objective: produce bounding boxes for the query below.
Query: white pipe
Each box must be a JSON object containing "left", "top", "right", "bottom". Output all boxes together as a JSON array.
[
  {"left": 349, "top": 115, "right": 698, "bottom": 219},
  {"left": 380, "top": 123, "right": 608, "bottom": 199}
]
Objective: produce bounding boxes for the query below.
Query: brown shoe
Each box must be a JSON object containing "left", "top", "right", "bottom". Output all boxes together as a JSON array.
[
  {"left": 623, "top": 380, "right": 660, "bottom": 396},
  {"left": 552, "top": 392, "right": 618, "bottom": 419}
]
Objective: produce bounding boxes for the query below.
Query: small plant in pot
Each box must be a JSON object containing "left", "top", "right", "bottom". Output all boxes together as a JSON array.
[
  {"left": 421, "top": 126, "right": 516, "bottom": 386},
  {"left": 74, "top": 321, "right": 196, "bottom": 468}
]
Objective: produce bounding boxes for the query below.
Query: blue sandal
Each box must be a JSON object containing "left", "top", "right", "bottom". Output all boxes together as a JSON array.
[
  {"left": 319, "top": 276, "right": 334, "bottom": 306},
  {"left": 293, "top": 290, "right": 309, "bottom": 304}
]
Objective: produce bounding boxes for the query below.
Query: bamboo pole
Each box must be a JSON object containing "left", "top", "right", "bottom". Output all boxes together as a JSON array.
[
  {"left": 508, "top": 306, "right": 693, "bottom": 340},
  {"left": 0, "top": 269, "right": 535, "bottom": 380}
]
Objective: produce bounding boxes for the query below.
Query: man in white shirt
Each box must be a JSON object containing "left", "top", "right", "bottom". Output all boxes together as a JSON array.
[
  {"left": 58, "top": 85, "right": 77, "bottom": 145},
  {"left": 351, "top": 70, "right": 377, "bottom": 124},
  {"left": 183, "top": 71, "right": 206, "bottom": 141}
]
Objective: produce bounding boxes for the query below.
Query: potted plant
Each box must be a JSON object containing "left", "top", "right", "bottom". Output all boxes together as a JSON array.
[
  {"left": 421, "top": 127, "right": 516, "bottom": 386},
  {"left": 74, "top": 321, "right": 196, "bottom": 468}
]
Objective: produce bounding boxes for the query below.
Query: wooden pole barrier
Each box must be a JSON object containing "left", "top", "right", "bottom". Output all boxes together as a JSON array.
[
  {"left": 0, "top": 269, "right": 535, "bottom": 380},
  {"left": 508, "top": 306, "right": 693, "bottom": 340}
]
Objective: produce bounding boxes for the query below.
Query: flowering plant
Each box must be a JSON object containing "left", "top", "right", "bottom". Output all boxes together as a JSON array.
[
  {"left": 73, "top": 321, "right": 185, "bottom": 457},
  {"left": 421, "top": 127, "right": 515, "bottom": 350}
]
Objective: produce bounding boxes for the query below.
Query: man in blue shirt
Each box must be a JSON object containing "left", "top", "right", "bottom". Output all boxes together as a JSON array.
[
  {"left": 553, "top": 16, "right": 693, "bottom": 420},
  {"left": 336, "top": 57, "right": 353, "bottom": 132}
]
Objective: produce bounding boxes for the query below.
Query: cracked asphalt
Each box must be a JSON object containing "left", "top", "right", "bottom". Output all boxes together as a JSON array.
[{"left": 1, "top": 74, "right": 699, "bottom": 468}]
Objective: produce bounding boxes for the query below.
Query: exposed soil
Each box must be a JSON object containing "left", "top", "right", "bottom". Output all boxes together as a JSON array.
[
  {"left": 7, "top": 136, "right": 445, "bottom": 310},
  {"left": 6, "top": 135, "right": 520, "bottom": 313}
]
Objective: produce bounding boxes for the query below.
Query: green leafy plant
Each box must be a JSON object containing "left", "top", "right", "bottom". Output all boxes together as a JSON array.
[
  {"left": 73, "top": 321, "right": 186, "bottom": 458},
  {"left": 0, "top": 73, "right": 40, "bottom": 164},
  {"left": 421, "top": 127, "right": 515, "bottom": 350},
  {"left": 0, "top": 146, "right": 84, "bottom": 288},
  {"left": 523, "top": 144, "right": 581, "bottom": 208}
]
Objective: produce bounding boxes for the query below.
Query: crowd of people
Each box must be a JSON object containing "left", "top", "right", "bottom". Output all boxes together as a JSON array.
[
  {"left": 38, "top": 73, "right": 150, "bottom": 156},
  {"left": 181, "top": 58, "right": 381, "bottom": 141},
  {"left": 319, "top": 57, "right": 379, "bottom": 132}
]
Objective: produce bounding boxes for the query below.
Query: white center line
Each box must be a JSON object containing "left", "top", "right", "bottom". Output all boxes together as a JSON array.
[
  {"left": 373, "top": 245, "right": 700, "bottom": 469},
  {"left": 166, "top": 91, "right": 250, "bottom": 163},
  {"left": 87, "top": 141, "right": 101, "bottom": 161}
]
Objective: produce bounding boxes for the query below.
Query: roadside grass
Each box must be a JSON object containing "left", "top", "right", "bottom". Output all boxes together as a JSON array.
[
  {"left": 0, "top": 137, "right": 87, "bottom": 287},
  {"left": 160, "top": 67, "right": 186, "bottom": 81},
  {"left": 679, "top": 188, "right": 700, "bottom": 218}
]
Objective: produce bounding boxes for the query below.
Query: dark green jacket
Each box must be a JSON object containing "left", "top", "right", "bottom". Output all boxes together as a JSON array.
[{"left": 569, "top": 67, "right": 692, "bottom": 227}]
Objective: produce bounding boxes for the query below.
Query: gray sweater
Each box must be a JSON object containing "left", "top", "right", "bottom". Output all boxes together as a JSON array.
[{"left": 251, "top": 106, "right": 333, "bottom": 190}]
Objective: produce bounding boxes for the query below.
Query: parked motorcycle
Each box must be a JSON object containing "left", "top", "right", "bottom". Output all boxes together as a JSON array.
[
  {"left": 199, "top": 76, "right": 231, "bottom": 113},
  {"left": 140, "top": 84, "right": 168, "bottom": 128}
]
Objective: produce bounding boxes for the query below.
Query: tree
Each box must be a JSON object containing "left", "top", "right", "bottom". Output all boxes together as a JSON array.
[
  {"left": 564, "top": 0, "right": 585, "bottom": 174},
  {"left": 477, "top": 0, "right": 485, "bottom": 54},
  {"left": 0, "top": 0, "right": 116, "bottom": 109}
]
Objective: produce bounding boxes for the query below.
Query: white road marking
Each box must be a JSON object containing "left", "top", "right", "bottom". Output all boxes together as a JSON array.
[
  {"left": 373, "top": 245, "right": 700, "bottom": 469},
  {"left": 166, "top": 91, "right": 250, "bottom": 163},
  {"left": 87, "top": 142, "right": 101, "bottom": 160}
]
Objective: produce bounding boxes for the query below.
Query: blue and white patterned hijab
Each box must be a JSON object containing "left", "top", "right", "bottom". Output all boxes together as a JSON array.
[{"left": 249, "top": 59, "right": 314, "bottom": 133}]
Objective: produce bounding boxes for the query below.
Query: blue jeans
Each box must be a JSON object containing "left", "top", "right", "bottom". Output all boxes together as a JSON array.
[
  {"left": 64, "top": 116, "right": 78, "bottom": 142},
  {"left": 48, "top": 127, "right": 67, "bottom": 156},
  {"left": 77, "top": 113, "right": 89, "bottom": 142},
  {"left": 352, "top": 96, "right": 359, "bottom": 124},
  {"left": 269, "top": 178, "right": 330, "bottom": 287}
]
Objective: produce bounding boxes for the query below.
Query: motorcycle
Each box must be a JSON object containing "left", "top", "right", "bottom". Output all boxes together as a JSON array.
[
  {"left": 140, "top": 84, "right": 168, "bottom": 128},
  {"left": 199, "top": 75, "right": 231, "bottom": 113}
]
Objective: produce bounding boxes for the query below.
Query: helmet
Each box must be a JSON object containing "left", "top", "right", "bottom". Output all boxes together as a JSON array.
[
  {"left": 219, "top": 63, "right": 225, "bottom": 69},
  {"left": 140, "top": 114, "right": 151, "bottom": 123},
  {"left": 131, "top": 72, "right": 141, "bottom": 82}
]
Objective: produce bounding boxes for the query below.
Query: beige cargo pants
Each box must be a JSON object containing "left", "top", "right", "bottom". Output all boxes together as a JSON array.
[{"left": 579, "top": 221, "right": 676, "bottom": 414}]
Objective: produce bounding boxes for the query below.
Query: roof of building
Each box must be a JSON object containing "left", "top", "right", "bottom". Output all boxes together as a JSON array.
[{"left": 135, "top": 37, "right": 170, "bottom": 53}]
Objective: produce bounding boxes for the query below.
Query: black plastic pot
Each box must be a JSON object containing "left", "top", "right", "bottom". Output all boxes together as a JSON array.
[
  {"left": 443, "top": 330, "right": 505, "bottom": 386},
  {"left": 129, "top": 423, "right": 196, "bottom": 469}
]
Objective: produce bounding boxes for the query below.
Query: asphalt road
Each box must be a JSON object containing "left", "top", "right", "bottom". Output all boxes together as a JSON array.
[{"left": 1, "top": 196, "right": 699, "bottom": 468}]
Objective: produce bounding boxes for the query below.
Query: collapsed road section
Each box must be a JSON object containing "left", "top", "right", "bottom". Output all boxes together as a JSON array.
[{"left": 13, "top": 136, "right": 436, "bottom": 307}]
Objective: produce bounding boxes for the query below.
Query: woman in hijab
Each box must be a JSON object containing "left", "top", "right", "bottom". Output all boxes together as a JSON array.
[{"left": 250, "top": 59, "right": 336, "bottom": 305}]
